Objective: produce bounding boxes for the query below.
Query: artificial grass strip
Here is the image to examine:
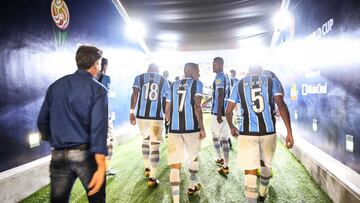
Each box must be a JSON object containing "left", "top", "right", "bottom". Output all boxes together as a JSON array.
[{"left": 22, "top": 114, "right": 332, "bottom": 203}]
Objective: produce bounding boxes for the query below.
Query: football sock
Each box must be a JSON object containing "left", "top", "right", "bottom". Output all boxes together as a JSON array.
[
  {"left": 244, "top": 174, "right": 258, "bottom": 203},
  {"left": 150, "top": 142, "right": 160, "bottom": 178},
  {"left": 189, "top": 158, "right": 199, "bottom": 189},
  {"left": 221, "top": 138, "right": 230, "bottom": 168},
  {"left": 212, "top": 136, "right": 222, "bottom": 160},
  {"left": 170, "top": 168, "right": 180, "bottom": 203},
  {"left": 142, "top": 137, "right": 150, "bottom": 168},
  {"left": 259, "top": 166, "right": 271, "bottom": 197}
]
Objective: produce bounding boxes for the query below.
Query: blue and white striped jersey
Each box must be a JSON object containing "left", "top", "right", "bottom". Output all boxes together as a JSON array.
[
  {"left": 230, "top": 77, "right": 239, "bottom": 88},
  {"left": 211, "top": 72, "right": 230, "bottom": 116},
  {"left": 228, "top": 74, "right": 282, "bottom": 135},
  {"left": 167, "top": 78, "right": 203, "bottom": 133},
  {"left": 262, "top": 70, "right": 284, "bottom": 95},
  {"left": 133, "top": 72, "right": 170, "bottom": 120}
]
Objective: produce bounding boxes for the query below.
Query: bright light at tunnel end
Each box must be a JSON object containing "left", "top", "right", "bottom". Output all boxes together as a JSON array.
[
  {"left": 273, "top": 11, "right": 293, "bottom": 31},
  {"left": 125, "top": 20, "right": 146, "bottom": 41}
]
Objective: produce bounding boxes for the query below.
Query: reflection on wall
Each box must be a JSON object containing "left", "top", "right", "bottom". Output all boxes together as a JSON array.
[
  {"left": 275, "top": 0, "right": 360, "bottom": 173},
  {"left": 0, "top": 0, "right": 141, "bottom": 172}
]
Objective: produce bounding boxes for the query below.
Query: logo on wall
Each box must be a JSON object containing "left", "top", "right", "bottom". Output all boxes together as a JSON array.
[
  {"left": 51, "top": 0, "right": 70, "bottom": 48},
  {"left": 51, "top": 0, "right": 70, "bottom": 30},
  {"left": 301, "top": 83, "right": 327, "bottom": 96}
]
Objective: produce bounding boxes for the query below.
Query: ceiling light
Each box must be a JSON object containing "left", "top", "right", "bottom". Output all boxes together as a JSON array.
[{"left": 125, "top": 20, "right": 146, "bottom": 41}]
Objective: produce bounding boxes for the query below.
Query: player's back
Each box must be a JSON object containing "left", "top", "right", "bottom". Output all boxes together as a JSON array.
[
  {"left": 133, "top": 72, "right": 168, "bottom": 120},
  {"left": 211, "top": 72, "right": 231, "bottom": 116},
  {"left": 169, "top": 78, "right": 203, "bottom": 133},
  {"left": 236, "top": 74, "right": 282, "bottom": 135}
]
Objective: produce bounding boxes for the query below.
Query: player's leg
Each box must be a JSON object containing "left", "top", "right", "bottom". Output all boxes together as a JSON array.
[
  {"left": 237, "top": 135, "right": 261, "bottom": 203},
  {"left": 211, "top": 115, "right": 223, "bottom": 164},
  {"left": 184, "top": 132, "right": 202, "bottom": 194},
  {"left": 218, "top": 119, "right": 231, "bottom": 174},
  {"left": 138, "top": 119, "right": 151, "bottom": 177},
  {"left": 168, "top": 133, "right": 185, "bottom": 203},
  {"left": 147, "top": 120, "right": 164, "bottom": 187},
  {"left": 258, "top": 133, "right": 277, "bottom": 202}
]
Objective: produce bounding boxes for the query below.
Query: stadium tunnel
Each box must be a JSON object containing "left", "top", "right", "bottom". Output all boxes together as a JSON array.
[{"left": 0, "top": 0, "right": 359, "bottom": 202}]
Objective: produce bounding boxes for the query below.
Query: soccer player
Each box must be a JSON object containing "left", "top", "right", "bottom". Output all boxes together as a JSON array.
[
  {"left": 211, "top": 57, "right": 231, "bottom": 175},
  {"left": 230, "top": 69, "right": 239, "bottom": 88},
  {"left": 162, "top": 70, "right": 173, "bottom": 136},
  {"left": 97, "top": 58, "right": 116, "bottom": 176},
  {"left": 129, "top": 63, "right": 170, "bottom": 187},
  {"left": 165, "top": 63, "right": 206, "bottom": 203},
  {"left": 225, "top": 64, "right": 294, "bottom": 203}
]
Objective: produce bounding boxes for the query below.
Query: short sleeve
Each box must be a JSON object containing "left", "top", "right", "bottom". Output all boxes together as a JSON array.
[
  {"left": 195, "top": 81, "right": 203, "bottom": 97},
  {"left": 166, "top": 82, "right": 172, "bottom": 102},
  {"left": 228, "top": 81, "right": 240, "bottom": 104},
  {"left": 272, "top": 78, "right": 282, "bottom": 97},
  {"left": 162, "top": 79, "right": 170, "bottom": 99},
  {"left": 132, "top": 75, "right": 140, "bottom": 89}
]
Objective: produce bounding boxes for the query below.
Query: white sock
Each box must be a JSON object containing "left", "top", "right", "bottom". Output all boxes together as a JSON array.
[
  {"left": 244, "top": 174, "right": 258, "bottom": 203},
  {"left": 212, "top": 136, "right": 222, "bottom": 159},
  {"left": 221, "top": 139, "right": 230, "bottom": 167},
  {"left": 142, "top": 137, "right": 150, "bottom": 168},
  {"left": 189, "top": 158, "right": 199, "bottom": 189},
  {"left": 150, "top": 142, "right": 160, "bottom": 178},
  {"left": 259, "top": 167, "right": 271, "bottom": 197},
  {"left": 170, "top": 168, "right": 180, "bottom": 203}
]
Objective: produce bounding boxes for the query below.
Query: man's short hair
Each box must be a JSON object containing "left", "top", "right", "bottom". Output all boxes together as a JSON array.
[
  {"left": 230, "top": 69, "right": 236, "bottom": 74},
  {"left": 76, "top": 45, "right": 103, "bottom": 70},
  {"left": 163, "top": 70, "right": 169, "bottom": 78},
  {"left": 148, "top": 63, "right": 159, "bottom": 72},
  {"left": 213, "top": 57, "right": 224, "bottom": 65},
  {"left": 184, "top": 63, "right": 198, "bottom": 71}
]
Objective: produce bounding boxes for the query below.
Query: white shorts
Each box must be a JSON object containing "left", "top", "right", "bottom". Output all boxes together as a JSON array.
[
  {"left": 137, "top": 119, "right": 164, "bottom": 143},
  {"left": 237, "top": 134, "right": 277, "bottom": 170},
  {"left": 211, "top": 115, "right": 231, "bottom": 140},
  {"left": 167, "top": 132, "right": 202, "bottom": 165}
]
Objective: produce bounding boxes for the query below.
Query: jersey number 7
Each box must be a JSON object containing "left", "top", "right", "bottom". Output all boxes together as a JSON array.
[{"left": 178, "top": 90, "right": 186, "bottom": 112}]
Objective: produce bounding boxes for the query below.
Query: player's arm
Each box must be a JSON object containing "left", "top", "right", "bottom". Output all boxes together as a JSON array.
[
  {"left": 195, "top": 95, "right": 206, "bottom": 139},
  {"left": 217, "top": 88, "right": 224, "bottom": 123},
  {"left": 274, "top": 95, "right": 294, "bottom": 149},
  {"left": 129, "top": 87, "right": 139, "bottom": 125},
  {"left": 226, "top": 102, "right": 238, "bottom": 137}
]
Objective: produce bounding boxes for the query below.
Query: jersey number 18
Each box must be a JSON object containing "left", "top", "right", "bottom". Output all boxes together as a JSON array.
[{"left": 143, "top": 83, "right": 158, "bottom": 101}]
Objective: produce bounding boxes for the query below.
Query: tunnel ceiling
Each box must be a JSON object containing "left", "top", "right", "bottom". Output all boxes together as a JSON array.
[{"left": 119, "top": 0, "right": 281, "bottom": 51}]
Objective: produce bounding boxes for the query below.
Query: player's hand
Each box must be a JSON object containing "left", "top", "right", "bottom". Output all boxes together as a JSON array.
[
  {"left": 230, "top": 126, "right": 239, "bottom": 137},
  {"left": 199, "top": 129, "right": 206, "bottom": 139},
  {"left": 130, "top": 113, "right": 136, "bottom": 125},
  {"left": 217, "top": 115, "right": 223, "bottom": 123},
  {"left": 285, "top": 133, "right": 294, "bottom": 149},
  {"left": 88, "top": 168, "right": 105, "bottom": 196},
  {"left": 201, "top": 103, "right": 207, "bottom": 108}
]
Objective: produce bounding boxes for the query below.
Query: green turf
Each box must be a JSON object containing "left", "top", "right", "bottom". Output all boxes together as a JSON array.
[{"left": 22, "top": 113, "right": 332, "bottom": 203}]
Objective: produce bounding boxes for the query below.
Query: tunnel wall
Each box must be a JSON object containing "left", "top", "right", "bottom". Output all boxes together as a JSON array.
[
  {"left": 0, "top": 0, "right": 142, "bottom": 172},
  {"left": 279, "top": 0, "right": 360, "bottom": 173}
]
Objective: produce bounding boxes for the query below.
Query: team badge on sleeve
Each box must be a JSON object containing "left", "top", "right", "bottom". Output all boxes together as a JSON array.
[{"left": 216, "top": 79, "right": 222, "bottom": 85}]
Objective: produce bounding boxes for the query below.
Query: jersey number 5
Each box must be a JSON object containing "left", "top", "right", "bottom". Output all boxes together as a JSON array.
[
  {"left": 251, "top": 88, "right": 265, "bottom": 113},
  {"left": 144, "top": 83, "right": 158, "bottom": 101}
]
